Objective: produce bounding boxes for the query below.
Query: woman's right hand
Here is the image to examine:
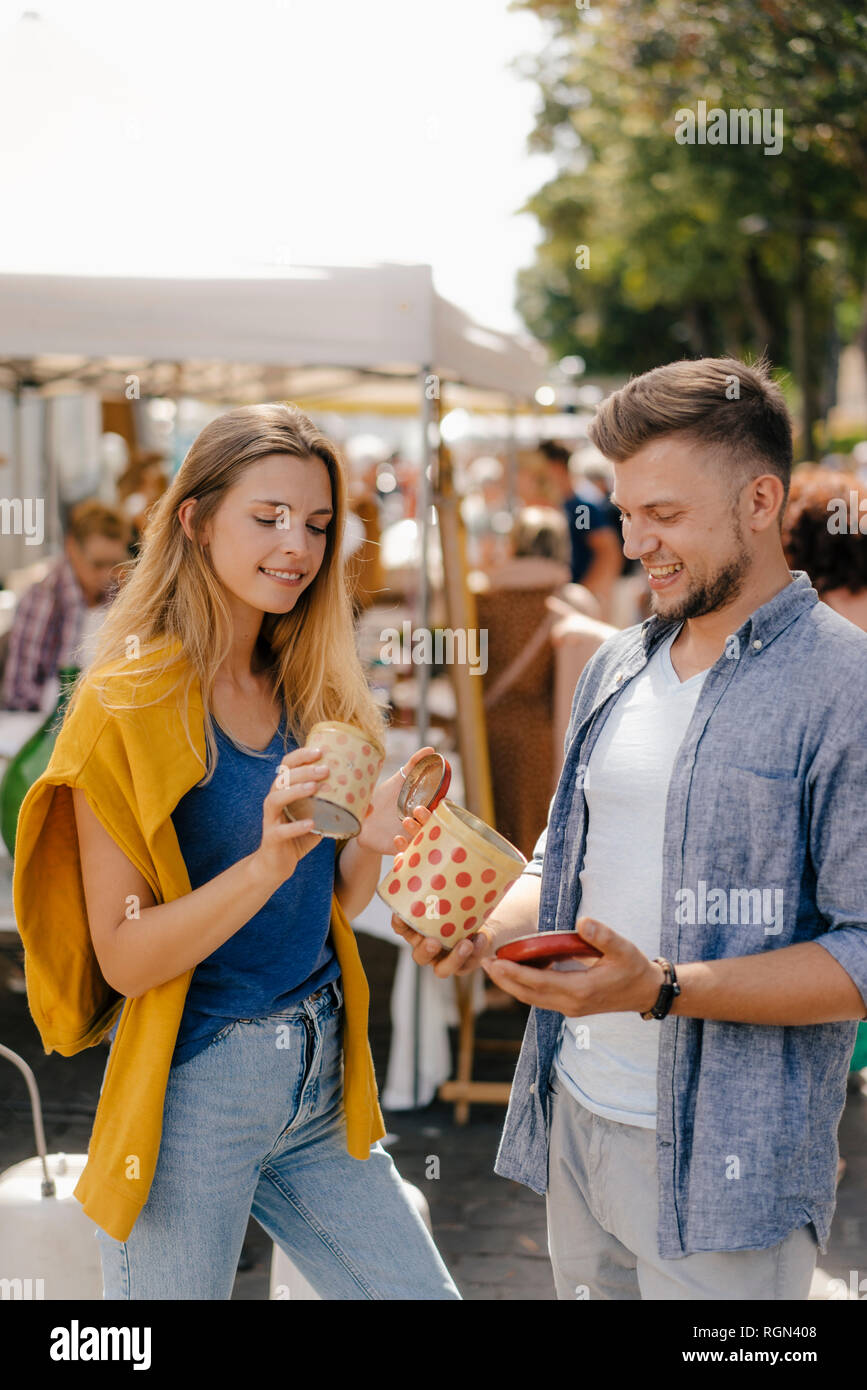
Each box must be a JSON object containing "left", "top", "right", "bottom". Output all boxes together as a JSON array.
[
  {"left": 252, "top": 746, "right": 330, "bottom": 888},
  {"left": 389, "top": 805, "right": 497, "bottom": 978}
]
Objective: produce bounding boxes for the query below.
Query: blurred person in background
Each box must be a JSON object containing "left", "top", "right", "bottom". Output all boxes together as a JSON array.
[
  {"left": 782, "top": 464, "right": 867, "bottom": 1179},
  {"left": 539, "top": 439, "right": 622, "bottom": 619},
  {"left": 474, "top": 504, "right": 570, "bottom": 596},
  {"left": 782, "top": 467, "right": 867, "bottom": 630},
  {"left": 570, "top": 444, "right": 620, "bottom": 526},
  {"left": 461, "top": 455, "right": 512, "bottom": 571},
  {"left": 473, "top": 506, "right": 579, "bottom": 856},
  {"left": 116, "top": 449, "right": 170, "bottom": 559},
  {"left": 546, "top": 594, "right": 619, "bottom": 780},
  {"left": 1, "top": 499, "right": 130, "bottom": 710},
  {"left": 473, "top": 506, "right": 619, "bottom": 797}
]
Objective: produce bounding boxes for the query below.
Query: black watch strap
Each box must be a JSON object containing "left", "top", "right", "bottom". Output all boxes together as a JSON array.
[{"left": 640, "top": 957, "right": 681, "bottom": 1020}]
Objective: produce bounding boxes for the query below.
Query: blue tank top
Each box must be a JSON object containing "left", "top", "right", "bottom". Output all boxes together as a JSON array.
[{"left": 169, "top": 708, "right": 339, "bottom": 1066}]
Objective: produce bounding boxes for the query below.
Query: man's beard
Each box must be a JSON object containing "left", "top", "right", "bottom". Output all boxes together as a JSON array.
[{"left": 650, "top": 517, "right": 752, "bottom": 623}]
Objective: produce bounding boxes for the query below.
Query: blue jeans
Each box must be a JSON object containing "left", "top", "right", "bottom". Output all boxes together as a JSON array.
[{"left": 96, "top": 979, "right": 461, "bottom": 1300}]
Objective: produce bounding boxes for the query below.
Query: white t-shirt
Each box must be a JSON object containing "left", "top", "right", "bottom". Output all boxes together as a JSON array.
[{"left": 554, "top": 626, "right": 709, "bottom": 1127}]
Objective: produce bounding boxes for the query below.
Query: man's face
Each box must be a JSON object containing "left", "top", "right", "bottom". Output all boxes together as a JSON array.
[
  {"left": 66, "top": 534, "right": 129, "bottom": 604},
  {"left": 611, "top": 434, "right": 753, "bottom": 623}
]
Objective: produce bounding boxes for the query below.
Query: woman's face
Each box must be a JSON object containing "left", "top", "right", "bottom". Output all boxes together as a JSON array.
[{"left": 193, "top": 452, "right": 333, "bottom": 620}]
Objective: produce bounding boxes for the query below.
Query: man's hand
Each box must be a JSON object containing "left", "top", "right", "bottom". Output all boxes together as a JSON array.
[
  {"left": 481, "top": 915, "right": 664, "bottom": 1016},
  {"left": 388, "top": 805, "right": 496, "bottom": 976}
]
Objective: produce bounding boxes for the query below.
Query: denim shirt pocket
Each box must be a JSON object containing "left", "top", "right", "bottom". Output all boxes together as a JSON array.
[{"left": 707, "top": 764, "right": 804, "bottom": 909}]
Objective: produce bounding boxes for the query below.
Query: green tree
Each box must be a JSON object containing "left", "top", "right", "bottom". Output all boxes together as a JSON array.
[{"left": 513, "top": 0, "right": 867, "bottom": 456}]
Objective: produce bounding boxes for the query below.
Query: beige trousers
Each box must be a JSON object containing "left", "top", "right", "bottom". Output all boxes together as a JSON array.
[{"left": 545, "top": 1068, "right": 818, "bottom": 1300}]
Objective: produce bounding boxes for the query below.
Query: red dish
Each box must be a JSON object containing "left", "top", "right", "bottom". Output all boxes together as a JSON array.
[{"left": 496, "top": 930, "right": 603, "bottom": 968}]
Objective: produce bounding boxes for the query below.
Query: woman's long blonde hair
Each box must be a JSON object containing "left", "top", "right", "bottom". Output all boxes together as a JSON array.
[{"left": 68, "top": 402, "right": 388, "bottom": 784}]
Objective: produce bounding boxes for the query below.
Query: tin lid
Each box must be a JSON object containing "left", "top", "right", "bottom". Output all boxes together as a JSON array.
[{"left": 397, "top": 753, "right": 451, "bottom": 816}]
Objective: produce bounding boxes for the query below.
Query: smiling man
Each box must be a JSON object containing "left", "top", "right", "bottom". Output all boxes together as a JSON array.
[{"left": 392, "top": 353, "right": 867, "bottom": 1300}]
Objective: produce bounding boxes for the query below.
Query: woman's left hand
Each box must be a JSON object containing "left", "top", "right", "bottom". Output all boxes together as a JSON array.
[{"left": 355, "top": 746, "right": 437, "bottom": 853}]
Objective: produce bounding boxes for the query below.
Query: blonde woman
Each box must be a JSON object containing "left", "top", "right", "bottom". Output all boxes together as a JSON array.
[{"left": 14, "top": 403, "right": 460, "bottom": 1300}]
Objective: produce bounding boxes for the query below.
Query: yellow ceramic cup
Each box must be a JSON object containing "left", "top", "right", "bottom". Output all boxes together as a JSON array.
[
  {"left": 284, "top": 721, "right": 385, "bottom": 838},
  {"left": 376, "top": 798, "right": 526, "bottom": 948}
]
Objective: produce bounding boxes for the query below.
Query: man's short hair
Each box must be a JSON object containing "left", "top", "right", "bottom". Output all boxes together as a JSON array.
[{"left": 588, "top": 354, "right": 793, "bottom": 515}]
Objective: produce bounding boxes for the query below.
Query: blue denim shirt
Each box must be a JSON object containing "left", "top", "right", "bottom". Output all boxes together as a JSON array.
[{"left": 493, "top": 571, "right": 867, "bottom": 1258}]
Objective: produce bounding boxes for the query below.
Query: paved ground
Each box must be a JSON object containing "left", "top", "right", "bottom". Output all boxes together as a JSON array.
[{"left": 1, "top": 931, "right": 865, "bottom": 1300}]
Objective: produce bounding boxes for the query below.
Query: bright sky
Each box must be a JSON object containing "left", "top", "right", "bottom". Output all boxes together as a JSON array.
[{"left": 0, "top": 0, "right": 553, "bottom": 334}]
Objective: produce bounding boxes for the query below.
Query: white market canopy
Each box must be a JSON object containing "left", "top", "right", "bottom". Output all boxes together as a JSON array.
[{"left": 0, "top": 265, "right": 548, "bottom": 411}]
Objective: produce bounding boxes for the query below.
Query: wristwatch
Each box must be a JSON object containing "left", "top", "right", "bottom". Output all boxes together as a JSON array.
[{"left": 640, "top": 957, "right": 680, "bottom": 1020}]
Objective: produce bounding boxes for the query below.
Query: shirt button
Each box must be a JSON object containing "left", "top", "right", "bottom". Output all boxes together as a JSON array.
[
  {"left": 752, "top": 639, "right": 762, "bottom": 650},
  {"left": 529, "top": 1082, "right": 536, "bottom": 1094},
  {"left": 614, "top": 671, "right": 623, "bottom": 684}
]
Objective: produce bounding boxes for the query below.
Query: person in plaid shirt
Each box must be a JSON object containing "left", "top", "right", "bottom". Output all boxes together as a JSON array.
[{"left": 2, "top": 500, "right": 130, "bottom": 710}]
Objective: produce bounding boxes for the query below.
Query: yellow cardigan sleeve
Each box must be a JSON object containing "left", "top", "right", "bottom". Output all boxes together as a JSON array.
[{"left": 12, "top": 679, "right": 152, "bottom": 1054}]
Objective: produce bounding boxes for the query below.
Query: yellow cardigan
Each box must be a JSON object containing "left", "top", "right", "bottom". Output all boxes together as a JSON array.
[{"left": 12, "top": 643, "right": 385, "bottom": 1242}]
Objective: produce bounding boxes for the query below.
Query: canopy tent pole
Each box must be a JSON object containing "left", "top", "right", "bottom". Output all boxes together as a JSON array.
[
  {"left": 431, "top": 387, "right": 498, "bottom": 1126},
  {"left": 416, "top": 365, "right": 436, "bottom": 746},
  {"left": 409, "top": 364, "right": 438, "bottom": 1108},
  {"left": 435, "top": 441, "right": 494, "bottom": 826}
]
